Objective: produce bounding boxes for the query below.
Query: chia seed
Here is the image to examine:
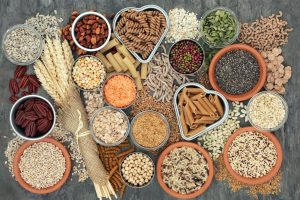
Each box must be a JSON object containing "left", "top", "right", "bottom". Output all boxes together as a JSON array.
[{"left": 215, "top": 50, "right": 259, "bottom": 95}]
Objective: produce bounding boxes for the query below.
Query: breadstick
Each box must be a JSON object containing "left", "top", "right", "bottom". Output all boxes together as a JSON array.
[
  {"left": 117, "top": 45, "right": 135, "bottom": 63},
  {"left": 135, "top": 73, "right": 143, "bottom": 90},
  {"left": 106, "top": 53, "right": 122, "bottom": 72},
  {"left": 100, "top": 38, "right": 120, "bottom": 53},
  {"left": 109, "top": 165, "right": 118, "bottom": 178},
  {"left": 141, "top": 63, "right": 148, "bottom": 79},
  {"left": 123, "top": 57, "right": 138, "bottom": 78},
  {"left": 96, "top": 52, "right": 113, "bottom": 71},
  {"left": 113, "top": 52, "right": 128, "bottom": 71}
]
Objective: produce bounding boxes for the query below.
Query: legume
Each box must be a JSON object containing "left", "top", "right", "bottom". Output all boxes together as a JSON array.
[
  {"left": 169, "top": 40, "right": 204, "bottom": 74},
  {"left": 201, "top": 8, "right": 238, "bottom": 47},
  {"left": 228, "top": 131, "right": 277, "bottom": 178},
  {"left": 72, "top": 56, "right": 106, "bottom": 90},
  {"left": 248, "top": 92, "right": 286, "bottom": 130},
  {"left": 215, "top": 50, "right": 259, "bottom": 95},
  {"left": 19, "top": 142, "right": 66, "bottom": 189},
  {"left": 4, "top": 26, "right": 41, "bottom": 63}
]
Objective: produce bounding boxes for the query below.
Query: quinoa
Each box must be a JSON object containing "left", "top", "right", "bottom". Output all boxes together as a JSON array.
[{"left": 19, "top": 142, "right": 66, "bottom": 189}]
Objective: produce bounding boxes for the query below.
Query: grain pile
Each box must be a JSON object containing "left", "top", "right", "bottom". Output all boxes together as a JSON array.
[
  {"left": 238, "top": 11, "right": 293, "bottom": 51},
  {"left": 216, "top": 156, "right": 281, "bottom": 199},
  {"left": 83, "top": 88, "right": 105, "bottom": 120},
  {"left": 131, "top": 88, "right": 180, "bottom": 148}
]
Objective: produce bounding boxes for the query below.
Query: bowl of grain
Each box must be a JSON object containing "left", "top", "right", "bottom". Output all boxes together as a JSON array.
[
  {"left": 130, "top": 110, "right": 170, "bottom": 151},
  {"left": 247, "top": 91, "right": 288, "bottom": 131},
  {"left": 120, "top": 152, "right": 155, "bottom": 188},
  {"left": 90, "top": 106, "right": 130, "bottom": 146},
  {"left": 223, "top": 126, "right": 283, "bottom": 185},
  {"left": 156, "top": 142, "right": 214, "bottom": 199},
  {"left": 71, "top": 55, "right": 106, "bottom": 91},
  {"left": 208, "top": 43, "right": 267, "bottom": 101},
  {"left": 2, "top": 24, "right": 44, "bottom": 65},
  {"left": 13, "top": 137, "right": 71, "bottom": 194}
]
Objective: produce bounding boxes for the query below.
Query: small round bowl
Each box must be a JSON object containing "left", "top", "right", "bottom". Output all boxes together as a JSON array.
[
  {"left": 200, "top": 6, "right": 240, "bottom": 48},
  {"left": 223, "top": 126, "right": 283, "bottom": 185},
  {"left": 157, "top": 142, "right": 214, "bottom": 199},
  {"left": 119, "top": 152, "right": 155, "bottom": 188},
  {"left": 13, "top": 137, "right": 71, "bottom": 194},
  {"left": 2, "top": 24, "right": 44, "bottom": 65},
  {"left": 247, "top": 91, "right": 288, "bottom": 132},
  {"left": 90, "top": 106, "right": 130, "bottom": 146},
  {"left": 9, "top": 95, "right": 56, "bottom": 141},
  {"left": 71, "top": 11, "right": 111, "bottom": 52},
  {"left": 103, "top": 73, "right": 137, "bottom": 109},
  {"left": 168, "top": 39, "right": 205, "bottom": 75},
  {"left": 130, "top": 110, "right": 170, "bottom": 151},
  {"left": 71, "top": 55, "right": 106, "bottom": 91},
  {"left": 209, "top": 43, "right": 267, "bottom": 101}
]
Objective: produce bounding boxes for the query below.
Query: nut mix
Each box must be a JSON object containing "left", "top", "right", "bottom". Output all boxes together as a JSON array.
[
  {"left": 9, "top": 66, "right": 41, "bottom": 103},
  {"left": 15, "top": 98, "right": 54, "bottom": 137},
  {"left": 121, "top": 153, "right": 154, "bottom": 187},
  {"left": 72, "top": 56, "right": 106, "bottom": 90},
  {"left": 92, "top": 108, "right": 128, "bottom": 144},
  {"left": 228, "top": 131, "right": 277, "bottom": 178},
  {"left": 3, "top": 26, "right": 42, "bottom": 64},
  {"left": 162, "top": 146, "right": 209, "bottom": 194},
  {"left": 248, "top": 92, "right": 286, "bottom": 130},
  {"left": 19, "top": 142, "right": 66, "bottom": 189},
  {"left": 132, "top": 111, "right": 168, "bottom": 148}
]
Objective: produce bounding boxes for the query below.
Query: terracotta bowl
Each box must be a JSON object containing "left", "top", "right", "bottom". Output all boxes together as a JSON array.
[
  {"left": 223, "top": 127, "right": 283, "bottom": 185},
  {"left": 208, "top": 43, "right": 267, "bottom": 101},
  {"left": 156, "top": 142, "right": 214, "bottom": 199},
  {"left": 13, "top": 137, "right": 71, "bottom": 194}
]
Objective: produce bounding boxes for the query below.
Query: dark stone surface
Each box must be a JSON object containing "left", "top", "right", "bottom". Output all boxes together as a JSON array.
[{"left": 0, "top": 0, "right": 299, "bottom": 200}]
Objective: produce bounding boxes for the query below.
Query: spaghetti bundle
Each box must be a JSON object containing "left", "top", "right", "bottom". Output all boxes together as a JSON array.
[{"left": 115, "top": 9, "right": 167, "bottom": 59}]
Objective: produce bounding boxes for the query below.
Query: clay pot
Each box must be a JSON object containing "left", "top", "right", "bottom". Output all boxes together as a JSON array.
[
  {"left": 156, "top": 142, "right": 214, "bottom": 199},
  {"left": 208, "top": 44, "right": 267, "bottom": 101},
  {"left": 223, "top": 126, "right": 283, "bottom": 185},
  {"left": 13, "top": 137, "right": 71, "bottom": 194}
]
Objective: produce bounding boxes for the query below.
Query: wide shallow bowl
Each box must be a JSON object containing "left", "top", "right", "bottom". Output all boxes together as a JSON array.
[
  {"left": 2, "top": 24, "right": 44, "bottom": 65},
  {"left": 168, "top": 39, "right": 205, "bottom": 75},
  {"left": 119, "top": 152, "right": 155, "bottom": 188},
  {"left": 247, "top": 91, "right": 289, "bottom": 132},
  {"left": 71, "top": 55, "right": 106, "bottom": 91},
  {"left": 102, "top": 73, "right": 137, "bottom": 109},
  {"left": 173, "top": 82, "right": 229, "bottom": 141},
  {"left": 9, "top": 95, "right": 56, "bottom": 141},
  {"left": 130, "top": 110, "right": 170, "bottom": 151},
  {"left": 157, "top": 142, "right": 214, "bottom": 199},
  {"left": 13, "top": 137, "right": 71, "bottom": 194},
  {"left": 200, "top": 6, "right": 240, "bottom": 48},
  {"left": 113, "top": 5, "right": 170, "bottom": 63},
  {"left": 209, "top": 43, "right": 267, "bottom": 101},
  {"left": 71, "top": 11, "right": 111, "bottom": 52},
  {"left": 223, "top": 126, "right": 283, "bottom": 185},
  {"left": 90, "top": 106, "right": 130, "bottom": 146}
]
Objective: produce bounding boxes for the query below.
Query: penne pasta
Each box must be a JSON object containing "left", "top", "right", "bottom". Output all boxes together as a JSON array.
[
  {"left": 96, "top": 52, "right": 113, "bottom": 71},
  {"left": 116, "top": 45, "right": 136, "bottom": 63},
  {"left": 186, "top": 125, "right": 206, "bottom": 137},
  {"left": 106, "top": 53, "right": 123, "bottom": 72},
  {"left": 213, "top": 95, "right": 224, "bottom": 116},
  {"left": 123, "top": 57, "right": 138, "bottom": 78},
  {"left": 193, "top": 100, "right": 210, "bottom": 116},
  {"left": 186, "top": 87, "right": 205, "bottom": 94},
  {"left": 100, "top": 38, "right": 120, "bottom": 53},
  {"left": 197, "top": 97, "right": 215, "bottom": 115},
  {"left": 183, "top": 92, "right": 197, "bottom": 114},
  {"left": 183, "top": 105, "right": 191, "bottom": 126},
  {"left": 190, "top": 93, "right": 205, "bottom": 101},
  {"left": 180, "top": 112, "right": 188, "bottom": 135},
  {"left": 184, "top": 104, "right": 195, "bottom": 125},
  {"left": 202, "top": 96, "right": 218, "bottom": 114},
  {"left": 178, "top": 93, "right": 184, "bottom": 113},
  {"left": 113, "top": 52, "right": 128, "bottom": 71}
]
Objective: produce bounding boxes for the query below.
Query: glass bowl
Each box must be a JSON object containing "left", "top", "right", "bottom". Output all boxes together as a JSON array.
[
  {"left": 247, "top": 91, "right": 288, "bottom": 132},
  {"left": 200, "top": 6, "right": 240, "bottom": 48},
  {"left": 130, "top": 110, "right": 170, "bottom": 151},
  {"left": 90, "top": 106, "right": 130, "bottom": 146},
  {"left": 2, "top": 24, "right": 44, "bottom": 65},
  {"left": 168, "top": 39, "right": 205, "bottom": 75},
  {"left": 71, "top": 55, "right": 106, "bottom": 91},
  {"left": 119, "top": 152, "right": 155, "bottom": 188}
]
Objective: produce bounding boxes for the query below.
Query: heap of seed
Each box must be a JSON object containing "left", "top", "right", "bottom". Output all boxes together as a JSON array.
[
  {"left": 215, "top": 50, "right": 260, "bottom": 95},
  {"left": 25, "top": 12, "right": 63, "bottom": 38},
  {"left": 19, "top": 142, "right": 66, "bottom": 189},
  {"left": 83, "top": 88, "right": 104, "bottom": 120}
]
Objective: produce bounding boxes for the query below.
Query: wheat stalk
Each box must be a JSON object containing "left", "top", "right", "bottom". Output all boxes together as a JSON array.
[
  {"left": 41, "top": 39, "right": 57, "bottom": 80},
  {"left": 62, "top": 40, "right": 74, "bottom": 86}
]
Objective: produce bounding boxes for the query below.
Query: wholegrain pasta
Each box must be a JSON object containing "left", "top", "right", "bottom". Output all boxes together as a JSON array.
[{"left": 115, "top": 9, "right": 167, "bottom": 59}]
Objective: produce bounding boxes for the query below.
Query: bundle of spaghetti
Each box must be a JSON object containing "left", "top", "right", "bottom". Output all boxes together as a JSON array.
[
  {"left": 144, "top": 46, "right": 190, "bottom": 102},
  {"left": 238, "top": 11, "right": 293, "bottom": 51},
  {"left": 98, "top": 139, "right": 135, "bottom": 199},
  {"left": 115, "top": 9, "right": 167, "bottom": 59}
]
